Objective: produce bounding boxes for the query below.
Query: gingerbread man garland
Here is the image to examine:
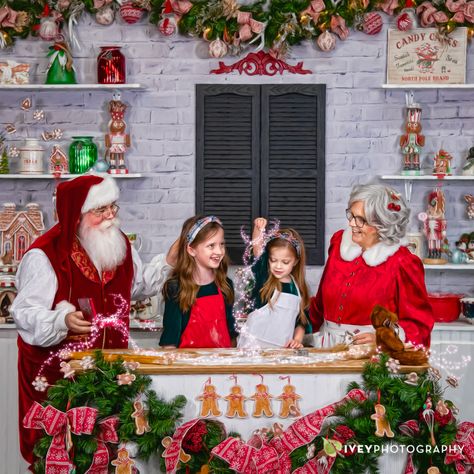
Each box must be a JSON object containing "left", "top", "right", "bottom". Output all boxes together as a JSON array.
[
  {"left": 197, "top": 378, "right": 222, "bottom": 417},
  {"left": 224, "top": 375, "right": 247, "bottom": 418},
  {"left": 276, "top": 376, "right": 302, "bottom": 418}
]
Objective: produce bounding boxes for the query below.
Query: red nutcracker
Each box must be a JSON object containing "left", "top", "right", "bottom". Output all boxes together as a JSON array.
[
  {"left": 400, "top": 103, "right": 424, "bottom": 175},
  {"left": 105, "top": 93, "right": 130, "bottom": 174},
  {"left": 418, "top": 188, "right": 447, "bottom": 264}
]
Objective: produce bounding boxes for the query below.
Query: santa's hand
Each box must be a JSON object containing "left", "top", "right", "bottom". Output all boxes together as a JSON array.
[
  {"left": 285, "top": 338, "right": 303, "bottom": 349},
  {"left": 65, "top": 311, "right": 92, "bottom": 334},
  {"left": 353, "top": 332, "right": 376, "bottom": 345}
]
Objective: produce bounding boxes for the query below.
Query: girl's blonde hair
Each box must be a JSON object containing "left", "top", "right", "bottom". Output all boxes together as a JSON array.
[
  {"left": 163, "top": 215, "right": 234, "bottom": 312},
  {"left": 259, "top": 228, "right": 310, "bottom": 325}
]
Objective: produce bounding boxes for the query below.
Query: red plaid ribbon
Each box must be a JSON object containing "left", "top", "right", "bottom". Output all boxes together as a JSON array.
[{"left": 85, "top": 416, "right": 120, "bottom": 474}]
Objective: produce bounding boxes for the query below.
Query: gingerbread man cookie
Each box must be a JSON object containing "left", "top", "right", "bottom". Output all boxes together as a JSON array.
[
  {"left": 250, "top": 383, "right": 274, "bottom": 418},
  {"left": 197, "top": 382, "right": 221, "bottom": 417},
  {"left": 224, "top": 385, "right": 247, "bottom": 418},
  {"left": 371, "top": 403, "right": 394, "bottom": 438},
  {"left": 131, "top": 400, "right": 151, "bottom": 435},
  {"left": 161, "top": 436, "right": 191, "bottom": 464},
  {"left": 276, "top": 383, "right": 302, "bottom": 418},
  {"left": 111, "top": 447, "right": 135, "bottom": 474}
]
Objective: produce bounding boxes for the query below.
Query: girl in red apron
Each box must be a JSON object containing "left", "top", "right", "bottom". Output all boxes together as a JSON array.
[
  {"left": 238, "top": 218, "right": 311, "bottom": 349},
  {"left": 160, "top": 215, "right": 236, "bottom": 348}
]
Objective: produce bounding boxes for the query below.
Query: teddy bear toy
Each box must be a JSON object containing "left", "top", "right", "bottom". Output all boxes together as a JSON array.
[{"left": 370, "top": 305, "right": 428, "bottom": 366}]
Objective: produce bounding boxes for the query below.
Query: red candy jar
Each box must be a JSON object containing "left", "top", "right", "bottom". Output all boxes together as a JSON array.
[{"left": 97, "top": 46, "right": 126, "bottom": 84}]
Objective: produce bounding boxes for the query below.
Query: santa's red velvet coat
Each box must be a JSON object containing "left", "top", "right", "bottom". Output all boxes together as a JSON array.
[
  {"left": 17, "top": 176, "right": 134, "bottom": 465},
  {"left": 310, "top": 229, "right": 434, "bottom": 347}
]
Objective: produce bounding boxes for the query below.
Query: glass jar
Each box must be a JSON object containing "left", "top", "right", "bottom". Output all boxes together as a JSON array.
[
  {"left": 69, "top": 137, "right": 98, "bottom": 174},
  {"left": 19, "top": 139, "right": 44, "bottom": 174},
  {"left": 97, "top": 46, "right": 126, "bottom": 84}
]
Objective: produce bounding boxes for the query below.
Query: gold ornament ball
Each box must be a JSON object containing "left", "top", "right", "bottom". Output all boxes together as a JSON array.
[
  {"left": 468, "top": 27, "right": 474, "bottom": 40},
  {"left": 1, "top": 30, "right": 12, "bottom": 48}
]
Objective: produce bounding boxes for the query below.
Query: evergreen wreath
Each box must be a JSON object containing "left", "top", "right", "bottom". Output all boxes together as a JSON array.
[{"left": 0, "top": 1, "right": 473, "bottom": 53}]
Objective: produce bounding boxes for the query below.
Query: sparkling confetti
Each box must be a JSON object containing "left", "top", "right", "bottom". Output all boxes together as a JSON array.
[
  {"left": 5, "top": 124, "right": 16, "bottom": 134},
  {"left": 59, "top": 361, "right": 75, "bottom": 379},
  {"left": 33, "top": 110, "right": 45, "bottom": 121}
]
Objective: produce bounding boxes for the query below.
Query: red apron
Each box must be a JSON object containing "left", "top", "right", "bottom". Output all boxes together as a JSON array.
[{"left": 179, "top": 288, "right": 232, "bottom": 348}]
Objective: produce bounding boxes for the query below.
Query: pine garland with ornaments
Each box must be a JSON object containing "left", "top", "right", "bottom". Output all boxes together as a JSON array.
[
  {"left": 1, "top": 0, "right": 474, "bottom": 54},
  {"left": 28, "top": 350, "right": 186, "bottom": 474},
  {"left": 25, "top": 351, "right": 474, "bottom": 473}
]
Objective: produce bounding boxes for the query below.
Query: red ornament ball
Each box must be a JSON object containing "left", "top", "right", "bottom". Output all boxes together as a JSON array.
[
  {"left": 396, "top": 10, "right": 416, "bottom": 31},
  {"left": 120, "top": 1, "right": 144, "bottom": 25},
  {"left": 363, "top": 12, "right": 383, "bottom": 35},
  {"left": 158, "top": 16, "right": 177, "bottom": 36}
]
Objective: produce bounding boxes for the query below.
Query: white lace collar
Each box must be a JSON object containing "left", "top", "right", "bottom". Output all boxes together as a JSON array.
[{"left": 340, "top": 228, "right": 407, "bottom": 267}]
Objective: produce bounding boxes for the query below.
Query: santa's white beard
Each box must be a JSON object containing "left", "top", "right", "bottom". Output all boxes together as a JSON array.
[{"left": 78, "top": 218, "right": 127, "bottom": 274}]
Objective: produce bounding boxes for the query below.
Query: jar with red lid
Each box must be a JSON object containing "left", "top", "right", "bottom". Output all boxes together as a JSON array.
[{"left": 97, "top": 46, "right": 126, "bottom": 84}]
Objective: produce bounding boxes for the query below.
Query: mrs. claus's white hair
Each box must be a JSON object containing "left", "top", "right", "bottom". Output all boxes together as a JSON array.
[{"left": 348, "top": 184, "right": 410, "bottom": 244}]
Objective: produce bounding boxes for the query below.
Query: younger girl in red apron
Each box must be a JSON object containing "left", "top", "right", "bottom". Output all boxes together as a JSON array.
[
  {"left": 160, "top": 215, "right": 236, "bottom": 348},
  {"left": 237, "top": 218, "right": 311, "bottom": 349}
]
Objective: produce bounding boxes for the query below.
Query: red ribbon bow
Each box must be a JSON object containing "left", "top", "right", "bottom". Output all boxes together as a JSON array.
[
  {"left": 416, "top": 1, "right": 450, "bottom": 26},
  {"left": 24, "top": 402, "right": 118, "bottom": 474},
  {"left": 237, "top": 11, "right": 265, "bottom": 42}
]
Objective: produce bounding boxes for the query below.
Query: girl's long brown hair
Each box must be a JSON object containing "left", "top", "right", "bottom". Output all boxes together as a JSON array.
[
  {"left": 163, "top": 215, "right": 234, "bottom": 312},
  {"left": 259, "top": 228, "right": 310, "bottom": 325}
]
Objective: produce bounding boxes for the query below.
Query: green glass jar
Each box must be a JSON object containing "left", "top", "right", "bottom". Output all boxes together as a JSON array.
[{"left": 69, "top": 137, "right": 98, "bottom": 174}]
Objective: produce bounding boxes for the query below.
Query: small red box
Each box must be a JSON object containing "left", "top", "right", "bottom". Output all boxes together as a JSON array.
[{"left": 428, "top": 293, "right": 463, "bottom": 322}]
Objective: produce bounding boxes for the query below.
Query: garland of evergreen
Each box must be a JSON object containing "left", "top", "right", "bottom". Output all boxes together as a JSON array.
[
  {"left": 32, "top": 350, "right": 186, "bottom": 474},
  {"left": 31, "top": 352, "right": 469, "bottom": 473},
  {"left": 0, "top": 0, "right": 473, "bottom": 53}
]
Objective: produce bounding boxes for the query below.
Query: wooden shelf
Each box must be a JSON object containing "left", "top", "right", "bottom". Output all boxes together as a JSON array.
[
  {"left": 424, "top": 264, "right": 474, "bottom": 270},
  {"left": 0, "top": 173, "right": 142, "bottom": 179},
  {"left": 382, "top": 84, "right": 474, "bottom": 89},
  {"left": 0, "top": 84, "right": 144, "bottom": 91},
  {"left": 381, "top": 175, "right": 474, "bottom": 181}
]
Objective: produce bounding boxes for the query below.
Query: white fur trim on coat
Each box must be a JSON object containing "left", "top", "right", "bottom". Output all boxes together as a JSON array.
[
  {"left": 81, "top": 177, "right": 119, "bottom": 214},
  {"left": 340, "top": 228, "right": 407, "bottom": 267}
]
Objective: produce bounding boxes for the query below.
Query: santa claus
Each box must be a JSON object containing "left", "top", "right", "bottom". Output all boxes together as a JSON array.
[{"left": 11, "top": 175, "right": 175, "bottom": 468}]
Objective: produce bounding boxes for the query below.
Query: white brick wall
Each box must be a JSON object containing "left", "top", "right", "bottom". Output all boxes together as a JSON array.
[{"left": 0, "top": 17, "right": 473, "bottom": 295}]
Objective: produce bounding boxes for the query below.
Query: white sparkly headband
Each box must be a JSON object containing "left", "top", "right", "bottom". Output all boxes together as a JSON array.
[{"left": 186, "top": 216, "right": 222, "bottom": 244}]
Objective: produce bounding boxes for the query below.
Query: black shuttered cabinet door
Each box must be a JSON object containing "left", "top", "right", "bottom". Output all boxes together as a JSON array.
[{"left": 196, "top": 84, "right": 325, "bottom": 265}]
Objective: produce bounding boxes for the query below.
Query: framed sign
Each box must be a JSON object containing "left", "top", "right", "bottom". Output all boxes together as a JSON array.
[{"left": 387, "top": 28, "right": 467, "bottom": 85}]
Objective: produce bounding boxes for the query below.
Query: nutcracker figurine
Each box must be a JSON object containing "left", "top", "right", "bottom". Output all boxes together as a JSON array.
[
  {"left": 418, "top": 188, "right": 447, "bottom": 264},
  {"left": 105, "top": 93, "right": 130, "bottom": 174},
  {"left": 400, "top": 103, "right": 424, "bottom": 175}
]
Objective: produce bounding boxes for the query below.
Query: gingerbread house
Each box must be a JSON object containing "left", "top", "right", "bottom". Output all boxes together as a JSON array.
[{"left": 0, "top": 203, "right": 45, "bottom": 263}]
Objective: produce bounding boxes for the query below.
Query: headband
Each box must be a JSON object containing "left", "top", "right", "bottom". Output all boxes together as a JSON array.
[
  {"left": 186, "top": 216, "right": 222, "bottom": 244},
  {"left": 269, "top": 232, "right": 301, "bottom": 256}
]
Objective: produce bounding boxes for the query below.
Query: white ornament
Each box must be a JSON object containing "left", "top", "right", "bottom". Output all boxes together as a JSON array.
[
  {"left": 209, "top": 38, "right": 228, "bottom": 58},
  {"left": 158, "top": 15, "right": 177, "bottom": 36},
  {"left": 317, "top": 31, "right": 336, "bottom": 52},
  {"left": 39, "top": 17, "right": 60, "bottom": 41}
]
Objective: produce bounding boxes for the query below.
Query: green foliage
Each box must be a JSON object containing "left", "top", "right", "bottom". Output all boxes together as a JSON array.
[
  {"left": 4, "top": 0, "right": 473, "bottom": 55},
  {"left": 32, "top": 350, "right": 186, "bottom": 474}
]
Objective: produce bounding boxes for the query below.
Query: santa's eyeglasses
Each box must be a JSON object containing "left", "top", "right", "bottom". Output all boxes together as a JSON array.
[{"left": 89, "top": 203, "right": 120, "bottom": 217}]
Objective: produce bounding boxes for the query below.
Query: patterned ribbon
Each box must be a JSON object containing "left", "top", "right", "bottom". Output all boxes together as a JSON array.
[
  {"left": 23, "top": 402, "right": 98, "bottom": 474},
  {"left": 415, "top": 1, "right": 449, "bottom": 26},
  {"left": 85, "top": 416, "right": 120, "bottom": 474},
  {"left": 212, "top": 389, "right": 367, "bottom": 474},
  {"left": 162, "top": 419, "right": 203, "bottom": 474},
  {"left": 444, "top": 421, "right": 474, "bottom": 474},
  {"left": 237, "top": 11, "right": 265, "bottom": 42},
  {"left": 170, "top": 0, "right": 193, "bottom": 15},
  {"left": 445, "top": 0, "right": 474, "bottom": 23},
  {"left": 301, "top": 0, "right": 326, "bottom": 24}
]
